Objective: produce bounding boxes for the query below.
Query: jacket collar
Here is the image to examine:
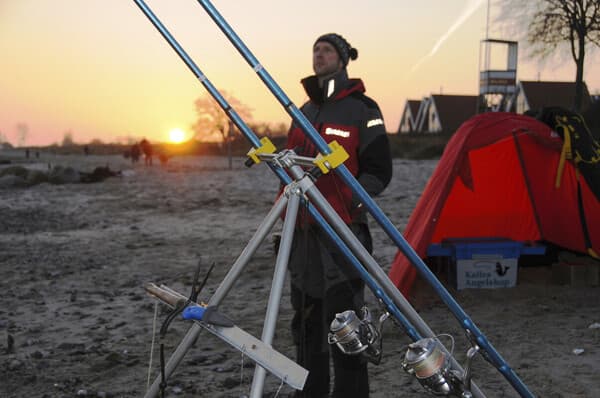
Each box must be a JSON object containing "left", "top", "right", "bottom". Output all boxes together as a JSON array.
[{"left": 301, "top": 69, "right": 365, "bottom": 105}]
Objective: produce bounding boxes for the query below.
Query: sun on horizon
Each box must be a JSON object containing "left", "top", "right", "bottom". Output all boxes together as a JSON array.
[{"left": 168, "top": 128, "right": 187, "bottom": 144}]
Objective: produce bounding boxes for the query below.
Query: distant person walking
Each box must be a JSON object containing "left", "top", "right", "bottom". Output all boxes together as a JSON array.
[
  {"left": 139, "top": 139, "right": 153, "bottom": 166},
  {"left": 130, "top": 143, "right": 141, "bottom": 164},
  {"left": 285, "top": 33, "right": 392, "bottom": 397}
]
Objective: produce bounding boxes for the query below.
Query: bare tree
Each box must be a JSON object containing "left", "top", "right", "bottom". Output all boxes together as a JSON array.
[
  {"left": 115, "top": 135, "right": 139, "bottom": 145},
  {"left": 247, "top": 121, "right": 289, "bottom": 137},
  {"left": 62, "top": 130, "right": 75, "bottom": 146},
  {"left": 191, "top": 91, "right": 253, "bottom": 143},
  {"left": 497, "top": 0, "right": 600, "bottom": 111}
]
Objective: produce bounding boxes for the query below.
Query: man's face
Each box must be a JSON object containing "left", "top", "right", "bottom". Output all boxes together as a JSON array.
[{"left": 313, "top": 41, "right": 343, "bottom": 77}]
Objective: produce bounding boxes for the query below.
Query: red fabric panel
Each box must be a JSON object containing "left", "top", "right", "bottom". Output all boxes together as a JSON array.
[
  {"left": 387, "top": 112, "right": 600, "bottom": 297},
  {"left": 432, "top": 138, "right": 539, "bottom": 242},
  {"left": 518, "top": 134, "right": 600, "bottom": 253}
]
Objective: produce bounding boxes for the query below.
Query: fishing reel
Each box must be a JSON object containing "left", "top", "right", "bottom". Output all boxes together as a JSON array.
[
  {"left": 327, "top": 306, "right": 389, "bottom": 364},
  {"left": 401, "top": 336, "right": 479, "bottom": 397}
]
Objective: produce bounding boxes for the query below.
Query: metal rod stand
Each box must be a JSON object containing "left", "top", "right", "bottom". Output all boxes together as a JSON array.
[
  {"left": 249, "top": 188, "right": 301, "bottom": 397},
  {"left": 145, "top": 193, "right": 304, "bottom": 397}
]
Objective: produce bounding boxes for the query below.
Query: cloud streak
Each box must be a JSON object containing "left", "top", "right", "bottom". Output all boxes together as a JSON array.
[{"left": 410, "top": 0, "right": 486, "bottom": 73}]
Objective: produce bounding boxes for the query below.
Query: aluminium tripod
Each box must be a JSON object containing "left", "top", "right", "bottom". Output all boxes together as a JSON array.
[{"left": 144, "top": 150, "right": 371, "bottom": 397}]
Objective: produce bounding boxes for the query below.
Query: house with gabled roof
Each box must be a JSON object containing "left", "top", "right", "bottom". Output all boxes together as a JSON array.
[
  {"left": 426, "top": 95, "right": 478, "bottom": 133},
  {"left": 397, "top": 95, "right": 478, "bottom": 134},
  {"left": 397, "top": 100, "right": 421, "bottom": 133},
  {"left": 397, "top": 81, "right": 594, "bottom": 135},
  {"left": 505, "top": 81, "right": 592, "bottom": 113}
]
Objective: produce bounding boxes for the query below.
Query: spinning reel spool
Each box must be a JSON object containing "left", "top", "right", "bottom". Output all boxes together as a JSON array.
[
  {"left": 401, "top": 336, "right": 479, "bottom": 397},
  {"left": 328, "top": 306, "right": 481, "bottom": 397},
  {"left": 328, "top": 306, "right": 389, "bottom": 364}
]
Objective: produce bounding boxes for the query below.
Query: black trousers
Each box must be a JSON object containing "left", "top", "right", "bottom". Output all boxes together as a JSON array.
[{"left": 291, "top": 280, "right": 369, "bottom": 398}]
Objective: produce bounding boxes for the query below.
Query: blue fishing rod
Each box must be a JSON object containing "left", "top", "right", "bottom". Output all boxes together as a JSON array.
[
  {"left": 133, "top": 1, "right": 528, "bottom": 397},
  {"left": 190, "top": 1, "right": 534, "bottom": 397},
  {"left": 132, "top": 0, "right": 421, "bottom": 365},
  {"left": 132, "top": 4, "right": 468, "bottom": 397}
]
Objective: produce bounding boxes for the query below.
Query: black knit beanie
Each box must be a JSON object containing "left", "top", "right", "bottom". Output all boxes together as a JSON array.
[{"left": 314, "top": 33, "right": 358, "bottom": 67}]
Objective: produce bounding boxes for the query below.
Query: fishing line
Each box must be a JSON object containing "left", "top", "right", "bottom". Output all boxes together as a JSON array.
[
  {"left": 239, "top": 348, "right": 246, "bottom": 392},
  {"left": 146, "top": 300, "right": 159, "bottom": 391},
  {"left": 273, "top": 377, "right": 285, "bottom": 397}
]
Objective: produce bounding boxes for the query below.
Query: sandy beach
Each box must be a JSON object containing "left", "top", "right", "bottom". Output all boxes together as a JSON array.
[{"left": 1, "top": 151, "right": 598, "bottom": 397}]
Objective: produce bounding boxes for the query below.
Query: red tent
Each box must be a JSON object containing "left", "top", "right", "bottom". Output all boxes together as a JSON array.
[{"left": 389, "top": 112, "right": 600, "bottom": 296}]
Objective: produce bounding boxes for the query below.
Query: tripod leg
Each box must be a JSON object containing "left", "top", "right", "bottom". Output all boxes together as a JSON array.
[
  {"left": 144, "top": 195, "right": 289, "bottom": 398},
  {"left": 250, "top": 190, "right": 301, "bottom": 396}
]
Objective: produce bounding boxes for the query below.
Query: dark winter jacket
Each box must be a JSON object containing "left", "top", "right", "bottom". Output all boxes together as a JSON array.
[
  {"left": 286, "top": 69, "right": 392, "bottom": 297},
  {"left": 287, "top": 69, "right": 392, "bottom": 224}
]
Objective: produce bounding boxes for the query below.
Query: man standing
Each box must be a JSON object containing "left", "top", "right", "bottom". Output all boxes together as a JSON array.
[{"left": 286, "top": 33, "right": 392, "bottom": 397}]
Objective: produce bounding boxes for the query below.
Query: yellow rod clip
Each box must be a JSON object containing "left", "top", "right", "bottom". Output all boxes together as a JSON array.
[
  {"left": 313, "top": 141, "right": 349, "bottom": 174},
  {"left": 246, "top": 137, "right": 276, "bottom": 164}
]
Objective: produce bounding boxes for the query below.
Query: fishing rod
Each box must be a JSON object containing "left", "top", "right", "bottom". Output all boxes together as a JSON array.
[
  {"left": 129, "top": 0, "right": 419, "bottom": 339},
  {"left": 131, "top": 2, "right": 456, "bottom": 397},
  {"left": 132, "top": 1, "right": 528, "bottom": 397},
  {"left": 191, "top": 1, "right": 534, "bottom": 396},
  {"left": 131, "top": 2, "right": 488, "bottom": 397}
]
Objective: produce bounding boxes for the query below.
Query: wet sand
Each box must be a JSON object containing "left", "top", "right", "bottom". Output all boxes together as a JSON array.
[{"left": 0, "top": 151, "right": 598, "bottom": 397}]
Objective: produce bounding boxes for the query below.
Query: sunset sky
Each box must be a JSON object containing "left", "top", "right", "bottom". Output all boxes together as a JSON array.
[{"left": 1, "top": 0, "right": 599, "bottom": 147}]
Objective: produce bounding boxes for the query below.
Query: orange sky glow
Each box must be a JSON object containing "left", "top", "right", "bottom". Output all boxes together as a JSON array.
[{"left": 1, "top": 0, "right": 598, "bottom": 147}]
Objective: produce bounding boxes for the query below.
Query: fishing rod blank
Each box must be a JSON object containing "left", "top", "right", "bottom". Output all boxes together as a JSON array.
[
  {"left": 133, "top": 2, "right": 489, "bottom": 398},
  {"left": 192, "top": 1, "right": 533, "bottom": 396},
  {"left": 132, "top": 2, "right": 435, "bottom": 397},
  {"left": 133, "top": 1, "right": 522, "bottom": 397}
]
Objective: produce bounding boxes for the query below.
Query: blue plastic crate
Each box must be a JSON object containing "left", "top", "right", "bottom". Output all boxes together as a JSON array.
[
  {"left": 428, "top": 238, "right": 545, "bottom": 260},
  {"left": 427, "top": 238, "right": 546, "bottom": 290}
]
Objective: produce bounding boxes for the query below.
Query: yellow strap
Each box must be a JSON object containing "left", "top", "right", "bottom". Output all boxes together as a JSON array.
[
  {"left": 555, "top": 125, "right": 572, "bottom": 189},
  {"left": 588, "top": 248, "right": 599, "bottom": 260},
  {"left": 246, "top": 137, "right": 276, "bottom": 164},
  {"left": 313, "top": 141, "right": 349, "bottom": 174}
]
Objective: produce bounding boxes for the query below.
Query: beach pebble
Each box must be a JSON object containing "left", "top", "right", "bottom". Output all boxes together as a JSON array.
[
  {"left": 7, "top": 334, "right": 15, "bottom": 353},
  {"left": 76, "top": 389, "right": 88, "bottom": 396},
  {"left": 221, "top": 377, "right": 240, "bottom": 389},
  {"left": 171, "top": 386, "right": 183, "bottom": 395},
  {"left": 31, "top": 350, "right": 49, "bottom": 359},
  {"left": 8, "top": 359, "right": 23, "bottom": 370},
  {"left": 572, "top": 348, "right": 584, "bottom": 355},
  {"left": 121, "top": 169, "right": 136, "bottom": 177},
  {"left": 588, "top": 322, "right": 600, "bottom": 329}
]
